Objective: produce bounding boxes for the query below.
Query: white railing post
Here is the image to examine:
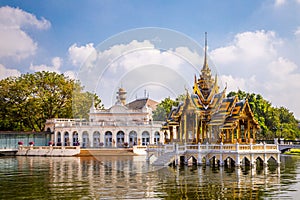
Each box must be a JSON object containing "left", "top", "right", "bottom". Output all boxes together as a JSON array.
[
  {"left": 236, "top": 142, "right": 239, "bottom": 152},
  {"left": 175, "top": 143, "right": 179, "bottom": 165},
  {"left": 220, "top": 142, "right": 224, "bottom": 166},
  {"left": 173, "top": 143, "right": 176, "bottom": 152},
  {"left": 146, "top": 144, "right": 150, "bottom": 162},
  {"left": 197, "top": 142, "right": 202, "bottom": 165}
]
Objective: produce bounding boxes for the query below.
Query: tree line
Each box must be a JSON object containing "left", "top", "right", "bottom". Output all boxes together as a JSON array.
[
  {"left": 153, "top": 90, "right": 300, "bottom": 140},
  {"left": 0, "top": 71, "right": 103, "bottom": 132}
]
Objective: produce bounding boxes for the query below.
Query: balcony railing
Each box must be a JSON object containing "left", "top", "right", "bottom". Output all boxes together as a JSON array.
[{"left": 147, "top": 142, "right": 279, "bottom": 153}]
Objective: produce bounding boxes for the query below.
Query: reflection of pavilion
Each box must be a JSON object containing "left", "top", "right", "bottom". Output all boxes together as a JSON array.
[
  {"left": 14, "top": 156, "right": 284, "bottom": 199},
  {"left": 17, "top": 156, "right": 280, "bottom": 199},
  {"left": 159, "top": 165, "right": 281, "bottom": 199},
  {"left": 45, "top": 88, "right": 163, "bottom": 149}
]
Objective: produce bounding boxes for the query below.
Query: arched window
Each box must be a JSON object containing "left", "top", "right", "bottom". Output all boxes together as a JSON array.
[
  {"left": 82, "top": 131, "right": 89, "bottom": 148},
  {"left": 105, "top": 131, "right": 112, "bottom": 147},
  {"left": 57, "top": 132, "right": 61, "bottom": 146},
  {"left": 73, "top": 131, "right": 79, "bottom": 146},
  {"left": 129, "top": 131, "right": 137, "bottom": 147},
  {"left": 142, "top": 131, "right": 150, "bottom": 146},
  {"left": 93, "top": 131, "right": 100, "bottom": 147},
  {"left": 116, "top": 131, "right": 125, "bottom": 147},
  {"left": 64, "top": 132, "right": 69, "bottom": 146},
  {"left": 154, "top": 131, "right": 160, "bottom": 144}
]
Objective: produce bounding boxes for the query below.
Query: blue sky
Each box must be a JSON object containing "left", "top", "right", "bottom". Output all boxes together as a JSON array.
[{"left": 1, "top": 0, "right": 300, "bottom": 118}]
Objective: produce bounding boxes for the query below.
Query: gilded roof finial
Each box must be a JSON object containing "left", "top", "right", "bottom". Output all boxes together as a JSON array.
[{"left": 203, "top": 32, "right": 208, "bottom": 70}]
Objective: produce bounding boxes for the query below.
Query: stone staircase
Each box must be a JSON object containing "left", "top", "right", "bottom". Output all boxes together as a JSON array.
[{"left": 152, "top": 151, "right": 176, "bottom": 166}]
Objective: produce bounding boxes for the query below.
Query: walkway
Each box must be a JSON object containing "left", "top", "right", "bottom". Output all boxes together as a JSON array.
[{"left": 147, "top": 142, "right": 280, "bottom": 167}]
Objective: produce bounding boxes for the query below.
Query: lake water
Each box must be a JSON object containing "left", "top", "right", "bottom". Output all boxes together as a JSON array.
[{"left": 0, "top": 155, "right": 300, "bottom": 199}]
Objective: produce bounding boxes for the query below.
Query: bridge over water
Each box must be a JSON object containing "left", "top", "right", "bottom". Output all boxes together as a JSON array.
[
  {"left": 146, "top": 142, "right": 281, "bottom": 167},
  {"left": 257, "top": 139, "right": 300, "bottom": 153}
]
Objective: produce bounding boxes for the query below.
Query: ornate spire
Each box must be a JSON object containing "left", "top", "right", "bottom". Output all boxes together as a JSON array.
[
  {"left": 203, "top": 32, "right": 208, "bottom": 70},
  {"left": 201, "top": 32, "right": 212, "bottom": 80}
]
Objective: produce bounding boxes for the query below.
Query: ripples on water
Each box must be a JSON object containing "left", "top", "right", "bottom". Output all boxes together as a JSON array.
[{"left": 0, "top": 155, "right": 300, "bottom": 199}]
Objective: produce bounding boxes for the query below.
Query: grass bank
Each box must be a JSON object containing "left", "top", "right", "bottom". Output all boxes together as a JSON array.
[{"left": 284, "top": 149, "right": 300, "bottom": 156}]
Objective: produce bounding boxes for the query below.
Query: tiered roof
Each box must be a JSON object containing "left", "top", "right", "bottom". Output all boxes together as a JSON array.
[{"left": 166, "top": 33, "right": 259, "bottom": 130}]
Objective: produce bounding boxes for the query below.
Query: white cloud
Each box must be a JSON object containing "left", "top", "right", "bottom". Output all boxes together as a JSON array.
[
  {"left": 295, "top": 27, "right": 300, "bottom": 36},
  {"left": 0, "top": 64, "right": 21, "bottom": 79},
  {"left": 63, "top": 70, "right": 77, "bottom": 80},
  {"left": 29, "top": 57, "right": 77, "bottom": 80},
  {"left": 274, "top": 0, "right": 286, "bottom": 7},
  {"left": 68, "top": 43, "right": 97, "bottom": 67},
  {"left": 30, "top": 57, "right": 62, "bottom": 73},
  {"left": 0, "top": 6, "right": 50, "bottom": 59},
  {"left": 211, "top": 30, "right": 281, "bottom": 78},
  {"left": 211, "top": 30, "right": 300, "bottom": 118},
  {"left": 75, "top": 39, "right": 201, "bottom": 106}
]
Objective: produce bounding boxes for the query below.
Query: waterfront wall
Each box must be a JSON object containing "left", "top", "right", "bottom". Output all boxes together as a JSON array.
[
  {"left": 16, "top": 146, "right": 80, "bottom": 156},
  {"left": 0, "top": 131, "right": 51, "bottom": 149}
]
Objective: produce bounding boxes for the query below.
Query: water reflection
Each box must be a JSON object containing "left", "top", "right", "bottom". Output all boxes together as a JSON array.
[{"left": 0, "top": 155, "right": 300, "bottom": 199}]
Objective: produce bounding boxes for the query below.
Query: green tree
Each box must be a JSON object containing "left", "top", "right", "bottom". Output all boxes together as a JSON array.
[
  {"left": 0, "top": 71, "right": 103, "bottom": 131},
  {"left": 153, "top": 94, "right": 186, "bottom": 121},
  {"left": 227, "top": 90, "right": 300, "bottom": 140}
]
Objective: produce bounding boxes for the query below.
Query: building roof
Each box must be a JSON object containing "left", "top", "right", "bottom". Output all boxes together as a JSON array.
[{"left": 126, "top": 98, "right": 158, "bottom": 111}]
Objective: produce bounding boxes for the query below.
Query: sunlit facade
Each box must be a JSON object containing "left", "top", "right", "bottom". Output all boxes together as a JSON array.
[{"left": 45, "top": 88, "right": 164, "bottom": 148}]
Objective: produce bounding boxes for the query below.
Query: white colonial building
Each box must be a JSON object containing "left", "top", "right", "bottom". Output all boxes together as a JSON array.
[{"left": 45, "top": 88, "right": 164, "bottom": 148}]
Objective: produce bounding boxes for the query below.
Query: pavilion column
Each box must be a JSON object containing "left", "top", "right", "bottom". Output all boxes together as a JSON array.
[
  {"left": 247, "top": 120, "right": 250, "bottom": 143},
  {"left": 237, "top": 123, "right": 240, "bottom": 143},
  {"left": 169, "top": 127, "right": 173, "bottom": 141},
  {"left": 184, "top": 115, "right": 187, "bottom": 142},
  {"left": 195, "top": 114, "right": 198, "bottom": 143}
]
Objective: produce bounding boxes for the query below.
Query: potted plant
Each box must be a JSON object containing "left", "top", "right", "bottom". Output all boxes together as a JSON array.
[
  {"left": 123, "top": 142, "right": 129, "bottom": 148},
  {"left": 18, "top": 141, "right": 23, "bottom": 146},
  {"left": 48, "top": 141, "right": 53, "bottom": 146},
  {"left": 29, "top": 141, "right": 34, "bottom": 146}
]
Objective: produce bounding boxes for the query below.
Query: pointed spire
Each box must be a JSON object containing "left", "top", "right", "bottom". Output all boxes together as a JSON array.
[{"left": 203, "top": 32, "right": 208, "bottom": 70}]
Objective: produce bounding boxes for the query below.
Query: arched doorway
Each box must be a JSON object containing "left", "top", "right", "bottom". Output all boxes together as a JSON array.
[
  {"left": 64, "top": 132, "right": 69, "bottom": 146},
  {"left": 142, "top": 131, "right": 150, "bottom": 146},
  {"left": 73, "top": 131, "right": 79, "bottom": 146},
  {"left": 129, "top": 131, "right": 137, "bottom": 147},
  {"left": 57, "top": 132, "right": 61, "bottom": 146},
  {"left": 154, "top": 132, "right": 160, "bottom": 144},
  {"left": 105, "top": 131, "right": 112, "bottom": 147},
  {"left": 93, "top": 131, "right": 100, "bottom": 147},
  {"left": 82, "top": 131, "right": 89, "bottom": 148},
  {"left": 116, "top": 131, "right": 125, "bottom": 147}
]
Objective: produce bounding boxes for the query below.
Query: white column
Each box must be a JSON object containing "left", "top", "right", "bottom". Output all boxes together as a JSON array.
[
  {"left": 112, "top": 131, "right": 116, "bottom": 147},
  {"left": 89, "top": 131, "right": 93, "bottom": 148},
  {"left": 100, "top": 130, "right": 105, "bottom": 145},
  {"left": 78, "top": 131, "right": 83, "bottom": 147},
  {"left": 54, "top": 131, "right": 57, "bottom": 145},
  {"left": 69, "top": 132, "right": 73, "bottom": 146}
]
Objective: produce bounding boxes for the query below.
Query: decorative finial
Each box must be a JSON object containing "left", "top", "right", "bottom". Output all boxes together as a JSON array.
[{"left": 203, "top": 32, "right": 208, "bottom": 69}]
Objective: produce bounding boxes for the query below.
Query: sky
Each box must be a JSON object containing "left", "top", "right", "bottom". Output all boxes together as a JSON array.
[{"left": 1, "top": 0, "right": 300, "bottom": 118}]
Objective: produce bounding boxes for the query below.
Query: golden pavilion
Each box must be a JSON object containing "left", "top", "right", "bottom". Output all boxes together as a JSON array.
[{"left": 162, "top": 34, "right": 260, "bottom": 145}]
